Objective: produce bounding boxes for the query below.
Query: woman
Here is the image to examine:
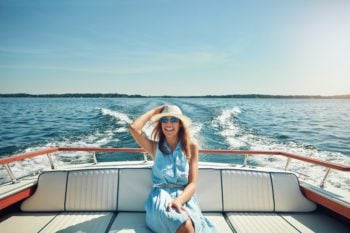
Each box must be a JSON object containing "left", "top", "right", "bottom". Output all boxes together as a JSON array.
[{"left": 129, "top": 105, "right": 217, "bottom": 233}]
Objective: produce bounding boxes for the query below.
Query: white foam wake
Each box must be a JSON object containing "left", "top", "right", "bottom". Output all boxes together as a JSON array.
[
  {"left": 213, "top": 107, "right": 350, "bottom": 193},
  {"left": 190, "top": 122, "right": 203, "bottom": 145},
  {"left": 100, "top": 108, "right": 132, "bottom": 124},
  {"left": 212, "top": 107, "right": 244, "bottom": 147},
  {"left": 0, "top": 127, "right": 120, "bottom": 184}
]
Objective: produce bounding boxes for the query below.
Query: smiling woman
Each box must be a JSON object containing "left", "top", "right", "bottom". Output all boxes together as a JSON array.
[{"left": 129, "top": 105, "right": 217, "bottom": 233}]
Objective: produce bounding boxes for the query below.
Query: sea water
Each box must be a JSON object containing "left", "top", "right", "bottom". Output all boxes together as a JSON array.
[{"left": 0, "top": 97, "right": 349, "bottom": 191}]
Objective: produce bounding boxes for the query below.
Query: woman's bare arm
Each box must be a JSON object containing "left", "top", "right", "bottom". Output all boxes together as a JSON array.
[
  {"left": 129, "top": 106, "right": 164, "bottom": 159},
  {"left": 168, "top": 142, "right": 199, "bottom": 212}
]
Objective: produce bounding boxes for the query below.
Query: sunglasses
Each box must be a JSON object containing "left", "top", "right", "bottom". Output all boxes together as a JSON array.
[{"left": 160, "top": 116, "right": 179, "bottom": 123}]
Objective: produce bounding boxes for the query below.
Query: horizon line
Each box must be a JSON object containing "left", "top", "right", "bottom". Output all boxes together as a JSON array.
[{"left": 1, "top": 93, "right": 350, "bottom": 99}]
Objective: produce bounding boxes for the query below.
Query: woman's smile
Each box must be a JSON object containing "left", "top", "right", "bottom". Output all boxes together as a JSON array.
[{"left": 164, "top": 127, "right": 175, "bottom": 132}]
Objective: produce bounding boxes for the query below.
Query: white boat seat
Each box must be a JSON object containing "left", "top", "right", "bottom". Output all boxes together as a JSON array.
[
  {"left": 197, "top": 169, "right": 223, "bottom": 211},
  {"left": 65, "top": 169, "right": 119, "bottom": 211},
  {"left": 227, "top": 212, "right": 349, "bottom": 233},
  {"left": 227, "top": 212, "right": 300, "bottom": 233},
  {"left": 203, "top": 213, "right": 233, "bottom": 233},
  {"left": 20, "top": 171, "right": 67, "bottom": 211},
  {"left": 40, "top": 212, "right": 114, "bottom": 233},
  {"left": 280, "top": 212, "right": 349, "bottom": 233},
  {"left": 219, "top": 170, "right": 316, "bottom": 212},
  {"left": 1, "top": 167, "right": 348, "bottom": 233},
  {"left": 21, "top": 169, "right": 120, "bottom": 212},
  {"left": 0, "top": 213, "right": 57, "bottom": 232},
  {"left": 108, "top": 212, "right": 153, "bottom": 233},
  {"left": 107, "top": 212, "right": 234, "bottom": 233},
  {"left": 19, "top": 168, "right": 317, "bottom": 213},
  {"left": 221, "top": 170, "right": 275, "bottom": 211},
  {"left": 117, "top": 169, "right": 152, "bottom": 211}
]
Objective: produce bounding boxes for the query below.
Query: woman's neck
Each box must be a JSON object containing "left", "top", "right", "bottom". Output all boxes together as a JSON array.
[{"left": 165, "top": 136, "right": 179, "bottom": 151}]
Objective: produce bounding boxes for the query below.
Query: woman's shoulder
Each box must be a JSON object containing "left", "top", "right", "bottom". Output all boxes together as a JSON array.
[
  {"left": 189, "top": 141, "right": 199, "bottom": 156},
  {"left": 189, "top": 141, "right": 198, "bottom": 150}
]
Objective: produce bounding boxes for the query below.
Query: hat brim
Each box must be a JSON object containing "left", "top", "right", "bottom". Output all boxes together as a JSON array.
[{"left": 151, "top": 113, "right": 191, "bottom": 127}]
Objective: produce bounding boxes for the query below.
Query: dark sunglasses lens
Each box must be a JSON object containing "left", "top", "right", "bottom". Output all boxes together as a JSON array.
[
  {"left": 160, "top": 117, "right": 168, "bottom": 123},
  {"left": 160, "top": 117, "right": 179, "bottom": 123},
  {"left": 170, "top": 117, "right": 179, "bottom": 123}
]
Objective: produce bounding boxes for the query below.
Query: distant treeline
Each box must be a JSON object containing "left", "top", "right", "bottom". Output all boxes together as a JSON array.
[
  {"left": 0, "top": 93, "right": 350, "bottom": 99},
  {"left": 0, "top": 93, "right": 144, "bottom": 98},
  {"left": 202, "top": 94, "right": 350, "bottom": 99}
]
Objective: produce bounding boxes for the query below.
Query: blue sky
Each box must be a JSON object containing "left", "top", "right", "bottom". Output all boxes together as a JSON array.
[{"left": 1, "top": 0, "right": 349, "bottom": 95}]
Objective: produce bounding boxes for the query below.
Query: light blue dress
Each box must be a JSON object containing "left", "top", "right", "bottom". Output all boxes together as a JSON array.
[{"left": 144, "top": 142, "right": 217, "bottom": 233}]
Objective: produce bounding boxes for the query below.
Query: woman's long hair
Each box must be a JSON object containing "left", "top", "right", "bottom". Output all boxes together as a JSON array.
[{"left": 151, "top": 120, "right": 191, "bottom": 160}]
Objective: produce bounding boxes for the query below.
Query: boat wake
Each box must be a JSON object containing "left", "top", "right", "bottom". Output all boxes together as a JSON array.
[
  {"left": 1, "top": 105, "right": 349, "bottom": 195},
  {"left": 100, "top": 108, "right": 133, "bottom": 125},
  {"left": 212, "top": 107, "right": 350, "bottom": 192},
  {"left": 0, "top": 127, "right": 120, "bottom": 184}
]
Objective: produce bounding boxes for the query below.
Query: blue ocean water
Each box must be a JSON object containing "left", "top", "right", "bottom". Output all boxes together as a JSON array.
[{"left": 0, "top": 98, "right": 349, "bottom": 189}]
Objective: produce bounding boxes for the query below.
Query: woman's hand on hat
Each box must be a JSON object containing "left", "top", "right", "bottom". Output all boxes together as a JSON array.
[{"left": 153, "top": 105, "right": 165, "bottom": 115}]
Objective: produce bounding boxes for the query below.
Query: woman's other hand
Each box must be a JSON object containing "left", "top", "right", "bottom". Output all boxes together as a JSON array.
[{"left": 167, "top": 199, "right": 185, "bottom": 213}]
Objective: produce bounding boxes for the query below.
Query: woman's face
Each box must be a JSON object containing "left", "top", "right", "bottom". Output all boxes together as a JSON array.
[{"left": 160, "top": 116, "right": 181, "bottom": 138}]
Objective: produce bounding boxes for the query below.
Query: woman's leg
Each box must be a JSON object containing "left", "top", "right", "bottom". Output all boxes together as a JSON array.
[{"left": 176, "top": 219, "right": 194, "bottom": 233}]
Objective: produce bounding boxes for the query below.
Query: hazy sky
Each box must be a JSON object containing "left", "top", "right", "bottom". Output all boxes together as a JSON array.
[{"left": 1, "top": 0, "right": 349, "bottom": 95}]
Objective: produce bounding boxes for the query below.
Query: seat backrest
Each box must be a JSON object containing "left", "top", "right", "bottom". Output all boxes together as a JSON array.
[
  {"left": 117, "top": 168, "right": 152, "bottom": 211},
  {"left": 21, "top": 169, "right": 119, "bottom": 212},
  {"left": 197, "top": 169, "right": 223, "bottom": 211},
  {"left": 220, "top": 169, "right": 316, "bottom": 212},
  {"left": 21, "top": 171, "right": 67, "bottom": 211},
  {"left": 21, "top": 167, "right": 316, "bottom": 213},
  {"left": 65, "top": 169, "right": 119, "bottom": 211},
  {"left": 271, "top": 172, "right": 316, "bottom": 212},
  {"left": 222, "top": 170, "right": 274, "bottom": 211}
]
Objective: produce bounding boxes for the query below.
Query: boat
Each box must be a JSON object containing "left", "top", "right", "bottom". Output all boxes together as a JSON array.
[{"left": 0, "top": 147, "right": 349, "bottom": 232}]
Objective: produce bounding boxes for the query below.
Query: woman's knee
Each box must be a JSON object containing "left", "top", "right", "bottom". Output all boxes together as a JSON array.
[{"left": 176, "top": 219, "right": 194, "bottom": 233}]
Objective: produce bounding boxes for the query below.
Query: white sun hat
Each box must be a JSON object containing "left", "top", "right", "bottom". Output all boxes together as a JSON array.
[{"left": 150, "top": 105, "right": 191, "bottom": 127}]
